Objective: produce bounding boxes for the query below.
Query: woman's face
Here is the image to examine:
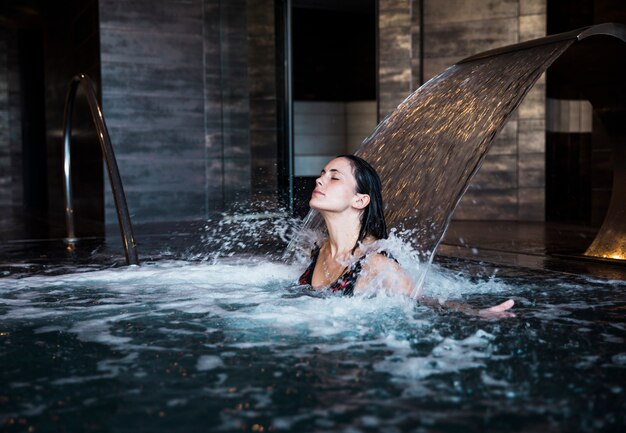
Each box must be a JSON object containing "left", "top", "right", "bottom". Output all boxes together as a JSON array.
[{"left": 309, "top": 157, "right": 361, "bottom": 213}]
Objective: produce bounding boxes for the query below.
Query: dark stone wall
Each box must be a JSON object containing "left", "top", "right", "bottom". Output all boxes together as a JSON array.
[
  {"left": 248, "top": 0, "right": 279, "bottom": 206},
  {"left": 100, "top": 0, "right": 206, "bottom": 225},
  {"left": 203, "top": 0, "right": 226, "bottom": 213},
  {"left": 0, "top": 28, "right": 19, "bottom": 212},
  {"left": 100, "top": 0, "right": 282, "bottom": 225},
  {"left": 205, "top": 0, "right": 254, "bottom": 212},
  {"left": 378, "top": 0, "right": 413, "bottom": 120}
]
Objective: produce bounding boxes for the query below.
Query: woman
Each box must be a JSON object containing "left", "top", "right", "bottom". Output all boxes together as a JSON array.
[{"left": 298, "top": 155, "right": 514, "bottom": 317}]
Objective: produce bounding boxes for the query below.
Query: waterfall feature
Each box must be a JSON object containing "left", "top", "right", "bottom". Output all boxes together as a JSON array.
[
  {"left": 291, "top": 24, "right": 626, "bottom": 288},
  {"left": 357, "top": 41, "right": 572, "bottom": 260}
]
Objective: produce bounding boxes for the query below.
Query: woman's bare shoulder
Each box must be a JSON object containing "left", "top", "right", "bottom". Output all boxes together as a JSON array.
[
  {"left": 355, "top": 250, "right": 414, "bottom": 296},
  {"left": 363, "top": 250, "right": 401, "bottom": 272}
]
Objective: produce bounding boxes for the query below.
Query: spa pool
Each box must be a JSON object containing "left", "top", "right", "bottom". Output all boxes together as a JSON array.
[{"left": 1, "top": 250, "right": 625, "bottom": 433}]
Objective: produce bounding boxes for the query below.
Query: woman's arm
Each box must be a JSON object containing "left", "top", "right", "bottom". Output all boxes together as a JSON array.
[
  {"left": 357, "top": 254, "right": 515, "bottom": 318},
  {"left": 418, "top": 296, "right": 515, "bottom": 318},
  {"left": 355, "top": 253, "right": 415, "bottom": 296}
]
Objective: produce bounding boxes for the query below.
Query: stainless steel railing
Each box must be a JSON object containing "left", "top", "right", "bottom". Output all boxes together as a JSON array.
[{"left": 62, "top": 74, "right": 139, "bottom": 265}]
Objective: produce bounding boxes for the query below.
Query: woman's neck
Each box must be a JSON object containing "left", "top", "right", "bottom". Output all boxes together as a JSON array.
[{"left": 321, "top": 211, "right": 361, "bottom": 258}]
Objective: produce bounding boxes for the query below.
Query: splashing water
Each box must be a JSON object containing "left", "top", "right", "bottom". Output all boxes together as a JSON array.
[
  {"left": 1, "top": 255, "right": 624, "bottom": 432},
  {"left": 0, "top": 210, "right": 624, "bottom": 432},
  {"left": 196, "top": 209, "right": 302, "bottom": 263},
  {"left": 194, "top": 209, "right": 438, "bottom": 299}
]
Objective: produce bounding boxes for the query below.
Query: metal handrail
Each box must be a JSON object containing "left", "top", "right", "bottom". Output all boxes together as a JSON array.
[{"left": 62, "top": 74, "right": 139, "bottom": 265}]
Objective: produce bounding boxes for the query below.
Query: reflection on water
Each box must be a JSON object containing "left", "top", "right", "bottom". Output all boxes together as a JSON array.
[{"left": 1, "top": 256, "right": 624, "bottom": 433}]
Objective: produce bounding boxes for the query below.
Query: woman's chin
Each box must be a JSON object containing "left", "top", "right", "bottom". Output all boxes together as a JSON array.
[{"left": 309, "top": 198, "right": 320, "bottom": 210}]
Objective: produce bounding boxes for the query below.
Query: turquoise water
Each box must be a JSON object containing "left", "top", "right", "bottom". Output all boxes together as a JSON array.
[{"left": 1, "top": 254, "right": 624, "bottom": 432}]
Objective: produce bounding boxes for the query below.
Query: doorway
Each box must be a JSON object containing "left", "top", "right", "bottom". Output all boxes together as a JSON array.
[
  {"left": 545, "top": 0, "right": 626, "bottom": 226},
  {"left": 289, "top": 0, "right": 376, "bottom": 217}
]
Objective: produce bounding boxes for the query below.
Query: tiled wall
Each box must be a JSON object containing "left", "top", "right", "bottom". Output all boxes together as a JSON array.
[
  {"left": 547, "top": 99, "right": 593, "bottom": 134},
  {"left": 248, "top": 0, "right": 282, "bottom": 206},
  {"left": 377, "top": 0, "right": 548, "bottom": 221},
  {"left": 0, "top": 30, "right": 22, "bottom": 212},
  {"left": 0, "top": 33, "right": 10, "bottom": 209},
  {"left": 294, "top": 101, "right": 377, "bottom": 176},
  {"left": 294, "top": 102, "right": 346, "bottom": 177},
  {"left": 99, "top": 0, "right": 280, "bottom": 225},
  {"left": 346, "top": 101, "right": 378, "bottom": 153},
  {"left": 378, "top": 0, "right": 414, "bottom": 120},
  {"left": 99, "top": 0, "right": 207, "bottom": 224}
]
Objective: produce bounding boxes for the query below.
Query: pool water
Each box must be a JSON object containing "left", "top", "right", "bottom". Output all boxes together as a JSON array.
[{"left": 1, "top": 253, "right": 625, "bottom": 432}]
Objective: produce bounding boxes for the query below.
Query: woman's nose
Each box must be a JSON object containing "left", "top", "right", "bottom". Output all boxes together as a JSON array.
[{"left": 316, "top": 176, "right": 323, "bottom": 186}]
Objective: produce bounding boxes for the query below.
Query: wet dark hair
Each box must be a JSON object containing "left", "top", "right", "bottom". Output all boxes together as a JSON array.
[{"left": 337, "top": 154, "right": 388, "bottom": 250}]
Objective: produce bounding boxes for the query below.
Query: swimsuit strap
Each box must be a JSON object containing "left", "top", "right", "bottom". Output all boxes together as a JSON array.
[
  {"left": 328, "top": 250, "right": 396, "bottom": 296},
  {"left": 298, "top": 247, "right": 397, "bottom": 296}
]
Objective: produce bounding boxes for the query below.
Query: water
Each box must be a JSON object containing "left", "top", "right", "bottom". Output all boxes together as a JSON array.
[
  {"left": 2, "top": 31, "right": 624, "bottom": 433},
  {"left": 1, "top": 253, "right": 625, "bottom": 432},
  {"left": 361, "top": 40, "right": 573, "bottom": 257}
]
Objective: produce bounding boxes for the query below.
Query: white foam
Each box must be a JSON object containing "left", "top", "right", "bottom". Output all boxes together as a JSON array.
[
  {"left": 611, "top": 353, "right": 626, "bottom": 366},
  {"left": 374, "top": 330, "right": 497, "bottom": 380},
  {"left": 0, "top": 252, "right": 520, "bottom": 369},
  {"left": 52, "top": 374, "right": 115, "bottom": 385},
  {"left": 34, "top": 325, "right": 66, "bottom": 334},
  {"left": 21, "top": 404, "right": 47, "bottom": 416},
  {"left": 167, "top": 399, "right": 188, "bottom": 407},
  {"left": 69, "top": 317, "right": 133, "bottom": 345},
  {"left": 422, "top": 264, "right": 512, "bottom": 299},
  {"left": 196, "top": 355, "right": 224, "bottom": 371},
  {"left": 0, "top": 260, "right": 299, "bottom": 291},
  {"left": 481, "top": 371, "right": 510, "bottom": 387}
]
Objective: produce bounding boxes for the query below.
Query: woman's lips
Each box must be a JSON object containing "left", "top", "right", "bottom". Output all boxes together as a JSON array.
[{"left": 312, "top": 190, "right": 325, "bottom": 196}]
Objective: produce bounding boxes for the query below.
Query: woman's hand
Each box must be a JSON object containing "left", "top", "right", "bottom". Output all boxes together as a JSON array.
[
  {"left": 418, "top": 297, "right": 516, "bottom": 319},
  {"left": 477, "top": 299, "right": 515, "bottom": 318},
  {"left": 356, "top": 252, "right": 516, "bottom": 318}
]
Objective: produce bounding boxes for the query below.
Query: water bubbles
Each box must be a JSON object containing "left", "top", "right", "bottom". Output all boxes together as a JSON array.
[
  {"left": 1, "top": 248, "right": 624, "bottom": 431},
  {"left": 196, "top": 355, "right": 224, "bottom": 371},
  {"left": 611, "top": 353, "right": 626, "bottom": 366}
]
